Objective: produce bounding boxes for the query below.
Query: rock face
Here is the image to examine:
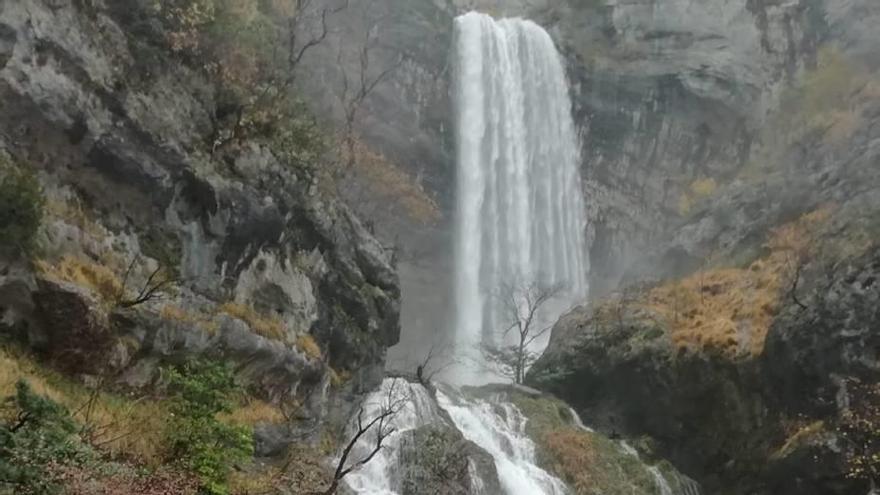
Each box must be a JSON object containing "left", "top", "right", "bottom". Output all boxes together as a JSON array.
[
  {"left": 531, "top": 240, "right": 880, "bottom": 494},
  {"left": 313, "top": 0, "right": 879, "bottom": 375},
  {"left": 531, "top": 303, "right": 773, "bottom": 493},
  {"left": 0, "top": 0, "right": 400, "bottom": 443},
  {"left": 397, "top": 424, "right": 500, "bottom": 495},
  {"left": 523, "top": 1, "right": 880, "bottom": 492},
  {"left": 764, "top": 249, "right": 880, "bottom": 415}
]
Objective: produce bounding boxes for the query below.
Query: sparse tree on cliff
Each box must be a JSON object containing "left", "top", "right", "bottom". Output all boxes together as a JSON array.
[
  {"left": 336, "top": 0, "right": 402, "bottom": 171},
  {"left": 483, "top": 281, "right": 563, "bottom": 384}
]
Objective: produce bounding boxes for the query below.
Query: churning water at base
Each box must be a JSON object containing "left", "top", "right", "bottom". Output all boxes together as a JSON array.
[
  {"left": 343, "top": 379, "right": 568, "bottom": 495},
  {"left": 436, "top": 388, "right": 568, "bottom": 495},
  {"left": 343, "top": 380, "right": 700, "bottom": 495},
  {"left": 341, "top": 379, "right": 442, "bottom": 494},
  {"left": 452, "top": 12, "right": 589, "bottom": 382}
]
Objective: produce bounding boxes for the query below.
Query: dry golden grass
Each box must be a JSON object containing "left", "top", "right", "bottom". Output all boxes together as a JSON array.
[
  {"left": 219, "top": 302, "right": 286, "bottom": 341},
  {"left": 644, "top": 265, "right": 781, "bottom": 357},
  {"left": 678, "top": 177, "right": 718, "bottom": 216},
  {"left": 349, "top": 139, "right": 441, "bottom": 226},
  {"left": 640, "top": 207, "right": 832, "bottom": 357},
  {"left": 295, "top": 334, "right": 322, "bottom": 360},
  {"left": 0, "top": 345, "right": 169, "bottom": 465},
  {"left": 543, "top": 429, "right": 596, "bottom": 493},
  {"left": 34, "top": 255, "right": 123, "bottom": 305},
  {"left": 45, "top": 197, "right": 107, "bottom": 240},
  {"left": 220, "top": 397, "right": 286, "bottom": 427},
  {"left": 161, "top": 304, "right": 221, "bottom": 334},
  {"left": 228, "top": 467, "right": 281, "bottom": 495}
]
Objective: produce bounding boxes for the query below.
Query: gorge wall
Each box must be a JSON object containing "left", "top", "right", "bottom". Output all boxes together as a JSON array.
[
  {"left": 1, "top": 0, "right": 878, "bottom": 493},
  {"left": 298, "top": 0, "right": 880, "bottom": 493},
  {"left": 0, "top": 3, "right": 401, "bottom": 489},
  {"left": 304, "top": 0, "right": 879, "bottom": 369}
]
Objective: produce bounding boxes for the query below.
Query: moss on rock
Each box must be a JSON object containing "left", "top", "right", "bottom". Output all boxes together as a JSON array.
[{"left": 505, "top": 390, "right": 667, "bottom": 495}]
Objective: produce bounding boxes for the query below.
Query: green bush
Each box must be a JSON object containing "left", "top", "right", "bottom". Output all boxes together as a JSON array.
[
  {"left": 164, "top": 360, "right": 253, "bottom": 495},
  {"left": 0, "top": 381, "right": 93, "bottom": 495},
  {"left": 0, "top": 158, "right": 44, "bottom": 257}
]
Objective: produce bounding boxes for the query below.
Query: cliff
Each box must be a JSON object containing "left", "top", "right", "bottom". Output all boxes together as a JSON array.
[{"left": 0, "top": 0, "right": 400, "bottom": 492}]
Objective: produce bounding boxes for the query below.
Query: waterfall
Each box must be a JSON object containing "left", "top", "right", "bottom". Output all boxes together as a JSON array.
[
  {"left": 452, "top": 12, "right": 589, "bottom": 382},
  {"left": 346, "top": 11, "right": 593, "bottom": 495},
  {"left": 341, "top": 379, "right": 442, "bottom": 494},
  {"left": 344, "top": 379, "right": 569, "bottom": 495},
  {"left": 436, "top": 388, "right": 569, "bottom": 495}
]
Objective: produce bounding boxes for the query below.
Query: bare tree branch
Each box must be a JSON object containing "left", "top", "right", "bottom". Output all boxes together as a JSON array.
[
  {"left": 116, "top": 257, "right": 177, "bottom": 309},
  {"left": 319, "top": 378, "right": 409, "bottom": 494},
  {"left": 787, "top": 254, "right": 808, "bottom": 311},
  {"left": 337, "top": 3, "right": 402, "bottom": 171},
  {"left": 416, "top": 340, "right": 458, "bottom": 384},
  {"left": 484, "top": 280, "right": 564, "bottom": 384}
]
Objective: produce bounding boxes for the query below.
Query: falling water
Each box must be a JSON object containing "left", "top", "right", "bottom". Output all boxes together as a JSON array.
[
  {"left": 344, "top": 379, "right": 570, "bottom": 495},
  {"left": 436, "top": 388, "right": 569, "bottom": 495},
  {"left": 342, "top": 379, "right": 442, "bottom": 494},
  {"left": 347, "top": 11, "right": 594, "bottom": 495},
  {"left": 452, "top": 12, "right": 589, "bottom": 381}
]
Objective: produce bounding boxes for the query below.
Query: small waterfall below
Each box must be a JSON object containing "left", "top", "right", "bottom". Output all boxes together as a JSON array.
[
  {"left": 341, "top": 379, "right": 442, "bottom": 494},
  {"left": 452, "top": 12, "right": 589, "bottom": 381},
  {"left": 436, "top": 387, "right": 568, "bottom": 495},
  {"left": 342, "top": 380, "right": 702, "bottom": 495},
  {"left": 343, "top": 379, "right": 569, "bottom": 495}
]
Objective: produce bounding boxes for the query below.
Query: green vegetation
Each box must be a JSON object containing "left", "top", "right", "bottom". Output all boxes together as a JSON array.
[
  {"left": 0, "top": 381, "right": 93, "bottom": 494},
  {"left": 770, "top": 46, "right": 880, "bottom": 150},
  {"left": 742, "top": 45, "right": 880, "bottom": 182},
  {"left": 0, "top": 157, "right": 45, "bottom": 257},
  {"left": 164, "top": 359, "right": 254, "bottom": 495},
  {"left": 155, "top": 0, "right": 326, "bottom": 169}
]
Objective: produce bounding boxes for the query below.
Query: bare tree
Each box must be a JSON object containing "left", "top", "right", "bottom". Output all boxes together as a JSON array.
[
  {"left": 116, "top": 256, "right": 177, "bottom": 308},
  {"left": 337, "top": 2, "right": 402, "bottom": 170},
  {"left": 415, "top": 340, "right": 458, "bottom": 385},
  {"left": 211, "top": 0, "right": 349, "bottom": 152},
  {"left": 483, "top": 281, "right": 563, "bottom": 384},
  {"left": 319, "top": 378, "right": 409, "bottom": 495},
  {"left": 284, "top": 0, "right": 349, "bottom": 84}
]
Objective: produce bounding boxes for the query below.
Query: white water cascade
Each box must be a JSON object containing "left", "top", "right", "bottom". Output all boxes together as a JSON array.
[
  {"left": 342, "top": 11, "right": 700, "bottom": 495},
  {"left": 343, "top": 379, "right": 570, "bottom": 495},
  {"left": 436, "top": 387, "right": 569, "bottom": 495},
  {"left": 452, "top": 12, "right": 589, "bottom": 381},
  {"left": 341, "top": 379, "right": 443, "bottom": 494}
]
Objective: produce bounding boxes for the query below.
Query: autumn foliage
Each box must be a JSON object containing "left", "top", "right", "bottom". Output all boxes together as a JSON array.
[{"left": 637, "top": 207, "right": 832, "bottom": 357}]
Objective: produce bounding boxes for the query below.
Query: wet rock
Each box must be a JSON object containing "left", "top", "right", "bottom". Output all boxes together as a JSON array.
[
  {"left": 764, "top": 249, "right": 880, "bottom": 414},
  {"left": 398, "top": 424, "right": 501, "bottom": 495}
]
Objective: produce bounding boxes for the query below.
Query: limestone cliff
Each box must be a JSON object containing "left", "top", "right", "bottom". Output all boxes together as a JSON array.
[{"left": 0, "top": 0, "right": 400, "bottom": 475}]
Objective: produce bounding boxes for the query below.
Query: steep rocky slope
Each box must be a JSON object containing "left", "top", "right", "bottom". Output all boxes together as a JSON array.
[
  {"left": 499, "top": 0, "right": 880, "bottom": 494},
  {"left": 306, "top": 1, "right": 880, "bottom": 492},
  {"left": 0, "top": 0, "right": 401, "bottom": 490}
]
